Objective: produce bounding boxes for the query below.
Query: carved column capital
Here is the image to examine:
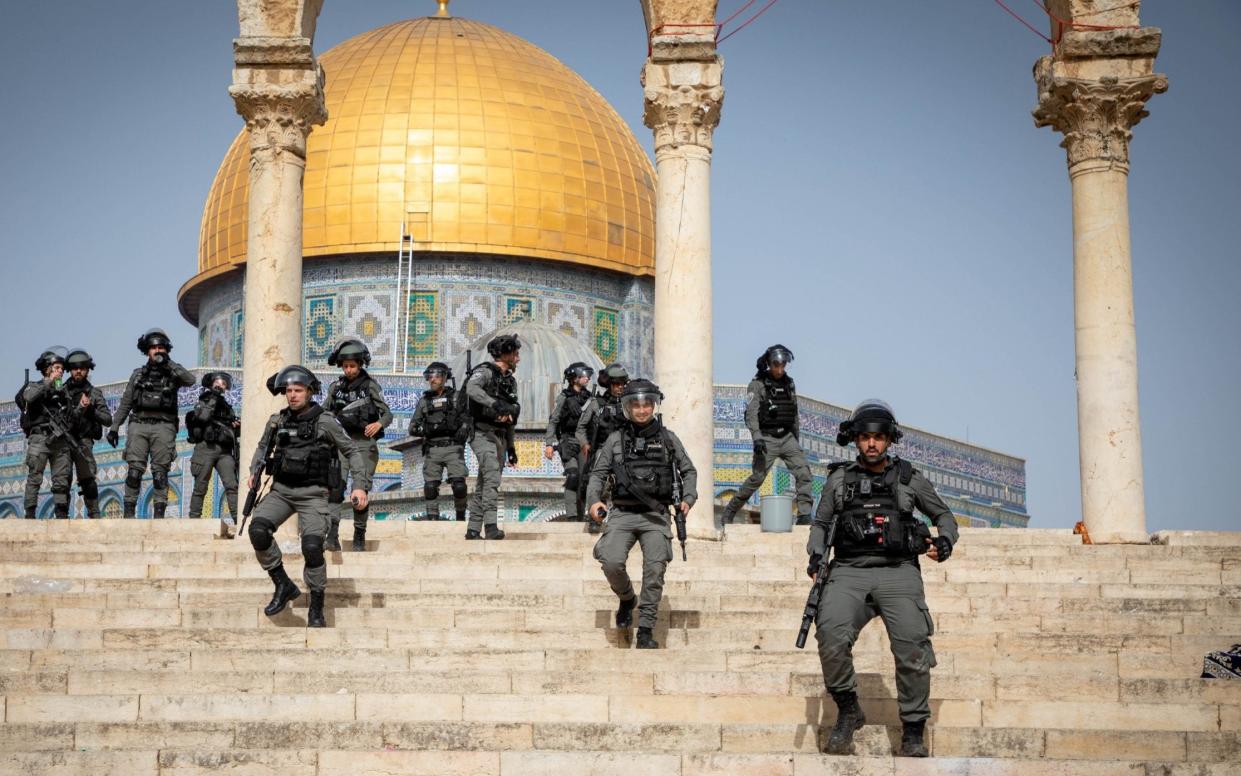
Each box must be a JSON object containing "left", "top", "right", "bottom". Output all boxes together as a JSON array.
[
  {"left": 1034, "top": 72, "right": 1167, "bottom": 173},
  {"left": 229, "top": 37, "right": 327, "bottom": 160},
  {"left": 641, "top": 58, "right": 724, "bottom": 153}
]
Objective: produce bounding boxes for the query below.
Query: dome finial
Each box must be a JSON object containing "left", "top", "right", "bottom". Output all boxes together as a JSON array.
[{"left": 435, "top": 0, "right": 451, "bottom": 18}]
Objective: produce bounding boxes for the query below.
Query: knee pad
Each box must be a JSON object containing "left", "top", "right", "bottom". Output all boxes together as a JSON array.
[
  {"left": 424, "top": 480, "right": 441, "bottom": 501},
  {"left": 248, "top": 518, "right": 277, "bottom": 551},
  {"left": 301, "top": 534, "right": 326, "bottom": 569},
  {"left": 80, "top": 478, "right": 99, "bottom": 500},
  {"left": 563, "top": 470, "right": 580, "bottom": 492},
  {"left": 449, "top": 478, "right": 468, "bottom": 499},
  {"left": 125, "top": 468, "right": 143, "bottom": 490},
  {"left": 152, "top": 471, "right": 168, "bottom": 491}
]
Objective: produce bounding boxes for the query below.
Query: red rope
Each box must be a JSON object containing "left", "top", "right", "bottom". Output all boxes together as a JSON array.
[
  {"left": 993, "top": 0, "right": 1053, "bottom": 43},
  {"left": 718, "top": 0, "right": 781, "bottom": 44},
  {"left": 1030, "top": 0, "right": 1141, "bottom": 38},
  {"left": 719, "top": 0, "right": 759, "bottom": 29}
]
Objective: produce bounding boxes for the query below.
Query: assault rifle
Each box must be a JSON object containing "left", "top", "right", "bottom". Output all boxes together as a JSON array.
[
  {"left": 576, "top": 390, "right": 606, "bottom": 520},
  {"left": 239, "top": 419, "right": 284, "bottom": 537},
  {"left": 796, "top": 511, "right": 839, "bottom": 649},
  {"left": 671, "top": 456, "right": 687, "bottom": 561},
  {"left": 26, "top": 369, "right": 94, "bottom": 470}
]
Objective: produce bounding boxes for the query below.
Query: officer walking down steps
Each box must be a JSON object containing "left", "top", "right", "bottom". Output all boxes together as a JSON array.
[
  {"left": 464, "top": 334, "right": 522, "bottom": 540},
  {"left": 247, "top": 366, "right": 371, "bottom": 628},
  {"left": 721, "top": 345, "right": 814, "bottom": 526},
  {"left": 587, "top": 379, "right": 697, "bottom": 650},
  {"left": 807, "top": 399, "right": 958, "bottom": 758},
  {"left": 409, "top": 362, "right": 470, "bottom": 521}
]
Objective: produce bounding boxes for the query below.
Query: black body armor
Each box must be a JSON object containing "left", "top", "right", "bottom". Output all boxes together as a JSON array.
[
  {"left": 328, "top": 374, "right": 382, "bottom": 435},
  {"left": 64, "top": 379, "right": 103, "bottom": 440},
  {"left": 556, "top": 388, "right": 591, "bottom": 438},
  {"left": 421, "top": 387, "right": 462, "bottom": 439},
  {"left": 612, "top": 422, "right": 676, "bottom": 508},
  {"left": 590, "top": 395, "right": 625, "bottom": 443},
  {"left": 270, "top": 405, "right": 338, "bottom": 489},
  {"left": 469, "top": 363, "right": 519, "bottom": 427},
  {"left": 187, "top": 391, "right": 236, "bottom": 446},
  {"left": 134, "top": 365, "right": 179, "bottom": 414},
  {"left": 831, "top": 459, "right": 930, "bottom": 559},
  {"left": 758, "top": 375, "right": 799, "bottom": 436},
  {"left": 19, "top": 383, "right": 69, "bottom": 436}
]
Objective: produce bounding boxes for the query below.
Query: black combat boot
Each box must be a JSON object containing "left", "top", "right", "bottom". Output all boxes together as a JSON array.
[
  {"left": 454, "top": 509, "right": 466, "bottom": 522},
  {"left": 351, "top": 526, "right": 366, "bottom": 552},
  {"left": 464, "top": 528, "right": 482, "bottom": 540},
  {"left": 615, "top": 596, "right": 636, "bottom": 629},
  {"left": 53, "top": 502, "right": 69, "bottom": 519},
  {"left": 306, "top": 590, "right": 326, "bottom": 628},
  {"left": 899, "top": 721, "right": 928, "bottom": 757},
  {"left": 123, "top": 502, "right": 136, "bottom": 519},
  {"left": 324, "top": 519, "right": 341, "bottom": 552},
  {"left": 587, "top": 520, "right": 602, "bottom": 534},
  {"left": 152, "top": 503, "right": 166, "bottom": 519},
  {"left": 484, "top": 524, "right": 505, "bottom": 540},
  {"left": 636, "top": 626, "right": 659, "bottom": 649},
  {"left": 824, "top": 690, "right": 866, "bottom": 755},
  {"left": 795, "top": 513, "right": 812, "bottom": 526},
  {"left": 24, "top": 502, "right": 37, "bottom": 519},
  {"left": 264, "top": 565, "right": 301, "bottom": 617},
  {"left": 85, "top": 501, "right": 101, "bottom": 519}
]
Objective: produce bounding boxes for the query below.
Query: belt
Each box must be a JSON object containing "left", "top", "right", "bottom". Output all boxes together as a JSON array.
[
  {"left": 424, "top": 437, "right": 459, "bottom": 448},
  {"left": 610, "top": 499, "right": 670, "bottom": 511},
  {"left": 132, "top": 414, "right": 175, "bottom": 424},
  {"left": 760, "top": 426, "right": 791, "bottom": 438}
]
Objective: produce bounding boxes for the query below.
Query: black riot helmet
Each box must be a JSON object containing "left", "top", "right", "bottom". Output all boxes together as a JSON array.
[
  {"left": 65, "top": 348, "right": 96, "bottom": 371},
  {"left": 137, "top": 328, "right": 173, "bottom": 354},
  {"left": 619, "top": 378, "right": 664, "bottom": 422},
  {"left": 836, "top": 398, "right": 903, "bottom": 446},
  {"left": 423, "top": 361, "right": 452, "bottom": 381},
  {"left": 756, "top": 344, "right": 794, "bottom": 376},
  {"left": 201, "top": 371, "right": 233, "bottom": 391},
  {"left": 563, "top": 362, "right": 594, "bottom": 383},
  {"left": 35, "top": 346, "right": 68, "bottom": 374},
  {"left": 486, "top": 334, "right": 521, "bottom": 359},
  {"left": 266, "top": 365, "right": 321, "bottom": 396},
  {"left": 327, "top": 338, "right": 371, "bottom": 367},
  {"left": 596, "top": 363, "right": 630, "bottom": 388}
]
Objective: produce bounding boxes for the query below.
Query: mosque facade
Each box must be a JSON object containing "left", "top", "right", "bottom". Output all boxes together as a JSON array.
[{"left": 0, "top": 12, "right": 1028, "bottom": 528}]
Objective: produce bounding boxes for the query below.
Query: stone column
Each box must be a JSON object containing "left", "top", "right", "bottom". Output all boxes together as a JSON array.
[
  {"left": 642, "top": 46, "right": 723, "bottom": 537},
  {"left": 230, "top": 1, "right": 327, "bottom": 499},
  {"left": 1034, "top": 45, "right": 1166, "bottom": 543}
]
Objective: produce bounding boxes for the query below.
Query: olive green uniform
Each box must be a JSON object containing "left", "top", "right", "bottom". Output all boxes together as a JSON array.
[
  {"left": 465, "top": 363, "right": 518, "bottom": 532},
  {"left": 586, "top": 423, "right": 698, "bottom": 629},
  {"left": 409, "top": 386, "right": 468, "bottom": 520},
  {"left": 111, "top": 359, "right": 195, "bottom": 516},
  {"left": 325, "top": 372, "right": 392, "bottom": 537},
  {"left": 722, "top": 376, "right": 813, "bottom": 523},
  {"left": 248, "top": 406, "right": 371, "bottom": 592},
  {"left": 806, "top": 457, "right": 959, "bottom": 724}
]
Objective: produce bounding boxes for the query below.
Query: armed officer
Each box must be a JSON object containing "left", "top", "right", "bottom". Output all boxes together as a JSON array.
[
  {"left": 19, "top": 348, "right": 73, "bottom": 518},
  {"left": 463, "top": 334, "right": 521, "bottom": 540},
  {"left": 61, "top": 349, "right": 112, "bottom": 518},
  {"left": 807, "top": 399, "right": 958, "bottom": 758},
  {"left": 186, "top": 371, "right": 240, "bottom": 523},
  {"left": 107, "top": 329, "right": 195, "bottom": 518},
  {"left": 587, "top": 379, "right": 697, "bottom": 650},
  {"left": 247, "top": 365, "right": 371, "bottom": 628},
  {"left": 409, "top": 362, "right": 469, "bottom": 521},
  {"left": 324, "top": 339, "right": 392, "bottom": 551},
  {"left": 575, "top": 363, "right": 629, "bottom": 534},
  {"left": 721, "top": 345, "right": 814, "bottom": 526},
  {"left": 544, "top": 362, "right": 594, "bottom": 520}
]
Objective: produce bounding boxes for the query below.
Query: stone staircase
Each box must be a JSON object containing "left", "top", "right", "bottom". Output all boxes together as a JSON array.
[{"left": 1, "top": 520, "right": 1239, "bottom": 775}]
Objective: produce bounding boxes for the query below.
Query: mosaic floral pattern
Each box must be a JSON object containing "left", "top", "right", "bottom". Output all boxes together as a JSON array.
[
  {"left": 304, "top": 295, "right": 337, "bottom": 362},
  {"left": 343, "top": 290, "right": 396, "bottom": 370},
  {"left": 546, "top": 301, "right": 587, "bottom": 338},
  {"left": 404, "top": 291, "right": 438, "bottom": 362},
  {"left": 446, "top": 292, "right": 495, "bottom": 357},
  {"left": 206, "top": 316, "right": 230, "bottom": 368},
  {"left": 503, "top": 296, "right": 535, "bottom": 325},
  {"left": 231, "top": 310, "right": 244, "bottom": 368},
  {"left": 593, "top": 307, "right": 619, "bottom": 363}
]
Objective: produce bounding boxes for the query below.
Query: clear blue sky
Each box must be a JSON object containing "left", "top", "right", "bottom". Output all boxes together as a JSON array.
[{"left": 1, "top": 1, "right": 1237, "bottom": 532}]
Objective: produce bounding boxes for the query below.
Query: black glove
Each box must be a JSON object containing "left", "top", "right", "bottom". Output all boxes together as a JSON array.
[
  {"left": 506, "top": 446, "right": 519, "bottom": 466},
  {"left": 106, "top": 429, "right": 119, "bottom": 448},
  {"left": 931, "top": 536, "right": 953, "bottom": 562},
  {"left": 453, "top": 425, "right": 472, "bottom": 445},
  {"left": 410, "top": 424, "right": 425, "bottom": 439},
  {"left": 492, "top": 400, "right": 518, "bottom": 417},
  {"left": 753, "top": 439, "right": 767, "bottom": 458},
  {"left": 806, "top": 554, "right": 822, "bottom": 578},
  {"left": 151, "top": 353, "right": 168, "bottom": 366}
]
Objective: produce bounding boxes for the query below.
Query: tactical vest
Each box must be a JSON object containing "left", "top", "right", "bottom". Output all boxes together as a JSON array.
[
  {"left": 270, "top": 405, "right": 337, "bottom": 488},
  {"left": 469, "top": 363, "right": 519, "bottom": 427},
  {"left": 421, "top": 387, "right": 462, "bottom": 439},
  {"left": 757, "top": 376, "right": 799, "bottom": 434},
  {"left": 612, "top": 422, "right": 676, "bottom": 508},
  {"left": 591, "top": 395, "right": 625, "bottom": 443},
  {"left": 64, "top": 379, "right": 103, "bottom": 441},
  {"left": 18, "top": 383, "right": 68, "bottom": 435},
  {"left": 831, "top": 459, "right": 929, "bottom": 559},
  {"left": 187, "top": 391, "right": 236, "bottom": 445},
  {"left": 134, "top": 366, "right": 179, "bottom": 414},
  {"left": 556, "top": 388, "right": 591, "bottom": 438},
  {"left": 328, "top": 374, "right": 381, "bottom": 434}
]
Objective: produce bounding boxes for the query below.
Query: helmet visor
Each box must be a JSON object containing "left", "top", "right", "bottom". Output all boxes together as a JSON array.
[
  {"left": 768, "top": 348, "right": 793, "bottom": 365},
  {"left": 620, "top": 392, "right": 661, "bottom": 421}
]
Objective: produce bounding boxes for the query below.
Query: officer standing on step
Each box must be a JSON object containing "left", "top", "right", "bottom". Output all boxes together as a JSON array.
[
  {"left": 544, "top": 362, "right": 593, "bottom": 520},
  {"left": 409, "top": 362, "right": 469, "bottom": 521},
  {"left": 721, "top": 345, "right": 814, "bottom": 526},
  {"left": 107, "top": 329, "right": 195, "bottom": 518},
  {"left": 463, "top": 334, "right": 521, "bottom": 540},
  {"left": 185, "top": 371, "right": 240, "bottom": 523},
  {"left": 807, "top": 399, "right": 958, "bottom": 758},
  {"left": 247, "top": 365, "right": 370, "bottom": 628},
  {"left": 61, "top": 349, "right": 112, "bottom": 518},
  {"left": 575, "top": 363, "right": 629, "bottom": 534},
  {"left": 587, "top": 379, "right": 697, "bottom": 650},
  {"left": 324, "top": 339, "right": 392, "bottom": 551},
  {"left": 19, "top": 348, "right": 73, "bottom": 518}
]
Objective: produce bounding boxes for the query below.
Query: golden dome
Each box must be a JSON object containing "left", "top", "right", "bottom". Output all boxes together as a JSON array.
[{"left": 182, "top": 14, "right": 655, "bottom": 322}]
